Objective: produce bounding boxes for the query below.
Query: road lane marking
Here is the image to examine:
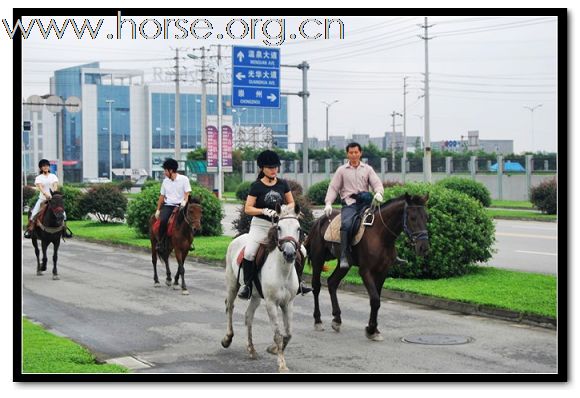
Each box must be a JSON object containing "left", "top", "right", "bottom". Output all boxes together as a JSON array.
[
  {"left": 516, "top": 250, "right": 557, "bottom": 256},
  {"left": 496, "top": 232, "right": 557, "bottom": 240}
]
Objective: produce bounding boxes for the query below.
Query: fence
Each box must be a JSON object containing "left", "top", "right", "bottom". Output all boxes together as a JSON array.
[{"left": 242, "top": 155, "right": 557, "bottom": 201}]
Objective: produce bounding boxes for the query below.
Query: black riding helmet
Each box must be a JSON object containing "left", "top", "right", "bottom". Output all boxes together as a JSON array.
[
  {"left": 38, "top": 159, "right": 50, "bottom": 168},
  {"left": 256, "top": 150, "right": 281, "bottom": 168},
  {"left": 162, "top": 158, "right": 178, "bottom": 172}
]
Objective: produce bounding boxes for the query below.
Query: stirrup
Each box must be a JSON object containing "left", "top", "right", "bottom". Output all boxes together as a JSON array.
[
  {"left": 23, "top": 230, "right": 32, "bottom": 239},
  {"left": 362, "top": 211, "right": 374, "bottom": 226},
  {"left": 297, "top": 282, "right": 312, "bottom": 295}
]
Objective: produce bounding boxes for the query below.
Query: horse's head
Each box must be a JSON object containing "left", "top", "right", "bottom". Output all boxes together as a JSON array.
[
  {"left": 48, "top": 190, "right": 65, "bottom": 224},
  {"left": 274, "top": 203, "right": 302, "bottom": 263},
  {"left": 403, "top": 193, "right": 430, "bottom": 257},
  {"left": 185, "top": 196, "right": 202, "bottom": 233}
]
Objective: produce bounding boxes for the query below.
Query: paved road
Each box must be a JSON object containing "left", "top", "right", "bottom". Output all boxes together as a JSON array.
[
  {"left": 22, "top": 239, "right": 557, "bottom": 374},
  {"left": 221, "top": 203, "right": 558, "bottom": 275}
]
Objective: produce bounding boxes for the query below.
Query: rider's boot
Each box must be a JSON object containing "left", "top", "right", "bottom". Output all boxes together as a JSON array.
[
  {"left": 294, "top": 257, "right": 312, "bottom": 295},
  {"left": 339, "top": 230, "right": 351, "bottom": 269},
  {"left": 63, "top": 223, "right": 73, "bottom": 238},
  {"left": 237, "top": 258, "right": 255, "bottom": 300}
]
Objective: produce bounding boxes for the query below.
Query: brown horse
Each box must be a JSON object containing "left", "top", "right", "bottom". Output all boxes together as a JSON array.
[
  {"left": 149, "top": 197, "right": 202, "bottom": 294},
  {"left": 29, "top": 191, "right": 66, "bottom": 280},
  {"left": 304, "top": 193, "right": 430, "bottom": 341}
]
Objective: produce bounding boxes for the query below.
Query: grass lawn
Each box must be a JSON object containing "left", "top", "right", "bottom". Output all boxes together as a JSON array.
[
  {"left": 490, "top": 200, "right": 534, "bottom": 209},
  {"left": 486, "top": 208, "right": 557, "bottom": 221},
  {"left": 22, "top": 318, "right": 128, "bottom": 373},
  {"left": 307, "top": 262, "right": 556, "bottom": 318}
]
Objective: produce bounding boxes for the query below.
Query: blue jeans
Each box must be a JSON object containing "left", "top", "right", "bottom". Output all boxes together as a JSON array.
[{"left": 340, "top": 202, "right": 364, "bottom": 237}]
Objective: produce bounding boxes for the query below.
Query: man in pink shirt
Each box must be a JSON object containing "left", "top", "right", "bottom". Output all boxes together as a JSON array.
[{"left": 324, "top": 143, "right": 384, "bottom": 268}]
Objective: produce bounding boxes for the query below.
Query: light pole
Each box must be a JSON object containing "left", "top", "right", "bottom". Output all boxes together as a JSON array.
[
  {"left": 232, "top": 108, "right": 247, "bottom": 135},
  {"left": 523, "top": 104, "right": 542, "bottom": 153},
  {"left": 105, "top": 99, "right": 115, "bottom": 181},
  {"left": 322, "top": 100, "right": 339, "bottom": 150},
  {"left": 391, "top": 111, "right": 403, "bottom": 172}
]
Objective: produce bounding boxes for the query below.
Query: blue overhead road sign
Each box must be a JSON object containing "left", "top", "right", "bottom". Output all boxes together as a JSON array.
[{"left": 232, "top": 46, "right": 280, "bottom": 108}]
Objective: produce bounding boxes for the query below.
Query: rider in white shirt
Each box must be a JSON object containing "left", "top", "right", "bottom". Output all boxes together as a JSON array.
[{"left": 24, "top": 159, "right": 71, "bottom": 238}]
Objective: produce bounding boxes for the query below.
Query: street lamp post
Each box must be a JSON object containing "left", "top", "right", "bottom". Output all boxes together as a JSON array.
[
  {"left": 105, "top": 100, "right": 115, "bottom": 181},
  {"left": 523, "top": 104, "right": 542, "bottom": 153},
  {"left": 322, "top": 100, "right": 339, "bottom": 150}
]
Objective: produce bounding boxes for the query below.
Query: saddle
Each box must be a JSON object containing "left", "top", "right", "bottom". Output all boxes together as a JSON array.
[
  {"left": 152, "top": 207, "right": 180, "bottom": 238},
  {"left": 323, "top": 205, "right": 374, "bottom": 246},
  {"left": 236, "top": 243, "right": 304, "bottom": 299},
  {"left": 32, "top": 202, "right": 50, "bottom": 227}
]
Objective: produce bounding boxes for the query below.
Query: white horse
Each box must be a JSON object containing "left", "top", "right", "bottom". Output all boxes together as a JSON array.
[{"left": 221, "top": 204, "right": 301, "bottom": 373}]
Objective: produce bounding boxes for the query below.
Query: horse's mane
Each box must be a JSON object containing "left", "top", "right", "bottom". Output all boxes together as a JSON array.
[{"left": 379, "top": 194, "right": 405, "bottom": 210}]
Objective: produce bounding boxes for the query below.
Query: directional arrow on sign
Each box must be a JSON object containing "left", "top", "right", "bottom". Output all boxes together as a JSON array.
[
  {"left": 235, "top": 72, "right": 246, "bottom": 81},
  {"left": 236, "top": 51, "right": 244, "bottom": 63},
  {"left": 267, "top": 93, "right": 277, "bottom": 102}
]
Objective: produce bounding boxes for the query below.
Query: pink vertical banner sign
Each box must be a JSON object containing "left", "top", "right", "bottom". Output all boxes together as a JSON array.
[
  {"left": 222, "top": 125, "right": 233, "bottom": 172},
  {"left": 206, "top": 125, "right": 218, "bottom": 172}
]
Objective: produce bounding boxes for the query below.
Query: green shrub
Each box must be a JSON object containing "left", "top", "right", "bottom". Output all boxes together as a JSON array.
[
  {"left": 224, "top": 172, "right": 242, "bottom": 192},
  {"left": 126, "top": 181, "right": 224, "bottom": 237},
  {"left": 190, "top": 183, "right": 224, "bottom": 236},
  {"left": 529, "top": 178, "right": 557, "bottom": 214},
  {"left": 126, "top": 184, "right": 160, "bottom": 237},
  {"left": 435, "top": 176, "right": 492, "bottom": 207},
  {"left": 79, "top": 185, "right": 127, "bottom": 223},
  {"left": 286, "top": 179, "right": 303, "bottom": 197},
  {"left": 118, "top": 179, "right": 134, "bottom": 192},
  {"left": 383, "top": 182, "right": 495, "bottom": 279},
  {"left": 142, "top": 178, "right": 161, "bottom": 190},
  {"left": 27, "top": 185, "right": 87, "bottom": 220},
  {"left": 23, "top": 186, "right": 36, "bottom": 210},
  {"left": 235, "top": 181, "right": 252, "bottom": 201},
  {"left": 306, "top": 179, "right": 341, "bottom": 205}
]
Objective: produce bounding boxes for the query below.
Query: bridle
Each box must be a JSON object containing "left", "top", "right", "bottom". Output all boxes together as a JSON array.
[
  {"left": 181, "top": 202, "right": 202, "bottom": 230},
  {"left": 275, "top": 215, "right": 301, "bottom": 253},
  {"left": 377, "top": 201, "right": 429, "bottom": 246}
]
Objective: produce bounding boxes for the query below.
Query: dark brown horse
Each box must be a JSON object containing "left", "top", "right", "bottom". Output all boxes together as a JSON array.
[
  {"left": 149, "top": 197, "right": 202, "bottom": 295},
  {"left": 304, "top": 193, "right": 430, "bottom": 341},
  {"left": 29, "top": 191, "right": 66, "bottom": 280}
]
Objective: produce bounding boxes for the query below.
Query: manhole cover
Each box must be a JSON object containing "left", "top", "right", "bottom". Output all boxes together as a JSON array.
[{"left": 402, "top": 334, "right": 474, "bottom": 345}]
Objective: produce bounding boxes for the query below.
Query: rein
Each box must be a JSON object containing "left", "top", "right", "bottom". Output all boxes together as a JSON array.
[
  {"left": 376, "top": 201, "right": 429, "bottom": 245},
  {"left": 180, "top": 203, "right": 202, "bottom": 230}
]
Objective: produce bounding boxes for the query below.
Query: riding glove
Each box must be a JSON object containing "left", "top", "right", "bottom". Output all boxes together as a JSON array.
[
  {"left": 324, "top": 203, "right": 333, "bottom": 218},
  {"left": 155, "top": 209, "right": 160, "bottom": 219},
  {"left": 373, "top": 192, "right": 383, "bottom": 204},
  {"left": 180, "top": 199, "right": 187, "bottom": 207},
  {"left": 261, "top": 208, "right": 278, "bottom": 219}
]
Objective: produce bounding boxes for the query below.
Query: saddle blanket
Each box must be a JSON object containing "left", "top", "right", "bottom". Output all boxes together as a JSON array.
[
  {"left": 152, "top": 207, "right": 179, "bottom": 237},
  {"left": 323, "top": 215, "right": 366, "bottom": 246}
]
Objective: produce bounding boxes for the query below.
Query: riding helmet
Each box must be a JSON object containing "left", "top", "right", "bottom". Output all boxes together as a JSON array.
[
  {"left": 162, "top": 158, "right": 179, "bottom": 172},
  {"left": 38, "top": 159, "right": 50, "bottom": 168},
  {"left": 256, "top": 150, "right": 281, "bottom": 168}
]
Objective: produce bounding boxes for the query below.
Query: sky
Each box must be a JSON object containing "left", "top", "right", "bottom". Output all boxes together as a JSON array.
[
  {"left": 17, "top": 13, "right": 558, "bottom": 153},
  {"left": 2, "top": 1, "right": 576, "bottom": 395}
]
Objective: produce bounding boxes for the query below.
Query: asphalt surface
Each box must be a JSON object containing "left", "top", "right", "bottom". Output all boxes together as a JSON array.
[{"left": 22, "top": 238, "right": 558, "bottom": 374}]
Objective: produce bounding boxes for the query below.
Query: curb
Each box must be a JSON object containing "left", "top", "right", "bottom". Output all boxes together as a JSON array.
[{"left": 56, "top": 236, "right": 557, "bottom": 330}]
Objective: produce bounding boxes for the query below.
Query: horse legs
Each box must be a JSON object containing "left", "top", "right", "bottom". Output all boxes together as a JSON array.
[
  {"left": 32, "top": 237, "right": 42, "bottom": 276},
  {"left": 221, "top": 280, "right": 239, "bottom": 349},
  {"left": 327, "top": 264, "right": 350, "bottom": 333},
  {"left": 174, "top": 250, "right": 188, "bottom": 295},
  {"left": 311, "top": 257, "right": 324, "bottom": 331},
  {"left": 40, "top": 240, "right": 49, "bottom": 273},
  {"left": 360, "top": 269, "right": 384, "bottom": 341},
  {"left": 264, "top": 300, "right": 289, "bottom": 372},
  {"left": 280, "top": 302, "right": 293, "bottom": 351},
  {"left": 151, "top": 240, "right": 161, "bottom": 287},
  {"left": 161, "top": 252, "right": 172, "bottom": 286},
  {"left": 244, "top": 295, "right": 261, "bottom": 360},
  {"left": 51, "top": 239, "right": 60, "bottom": 280}
]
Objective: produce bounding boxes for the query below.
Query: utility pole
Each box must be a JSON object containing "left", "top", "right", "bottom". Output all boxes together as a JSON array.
[
  {"left": 419, "top": 17, "right": 433, "bottom": 182},
  {"left": 173, "top": 48, "right": 182, "bottom": 164},
  {"left": 403, "top": 76, "right": 408, "bottom": 180},
  {"left": 523, "top": 104, "right": 542, "bottom": 153},
  {"left": 217, "top": 44, "right": 223, "bottom": 199},
  {"left": 106, "top": 99, "right": 114, "bottom": 181},
  {"left": 322, "top": 100, "right": 339, "bottom": 150},
  {"left": 187, "top": 47, "right": 209, "bottom": 148},
  {"left": 391, "top": 111, "right": 402, "bottom": 172}
]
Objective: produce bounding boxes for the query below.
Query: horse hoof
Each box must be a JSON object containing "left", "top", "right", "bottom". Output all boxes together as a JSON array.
[
  {"left": 247, "top": 346, "right": 258, "bottom": 359},
  {"left": 267, "top": 344, "right": 279, "bottom": 355},
  {"left": 173, "top": 284, "right": 180, "bottom": 290},
  {"left": 52, "top": 275, "right": 60, "bottom": 281},
  {"left": 221, "top": 337, "right": 232, "bottom": 348},
  {"left": 154, "top": 282, "right": 161, "bottom": 288},
  {"left": 366, "top": 332, "right": 384, "bottom": 342},
  {"left": 314, "top": 323, "right": 325, "bottom": 332},
  {"left": 279, "top": 367, "right": 289, "bottom": 373},
  {"left": 165, "top": 280, "right": 172, "bottom": 287},
  {"left": 331, "top": 321, "right": 341, "bottom": 333},
  {"left": 181, "top": 290, "right": 189, "bottom": 295},
  {"left": 36, "top": 272, "right": 43, "bottom": 276}
]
